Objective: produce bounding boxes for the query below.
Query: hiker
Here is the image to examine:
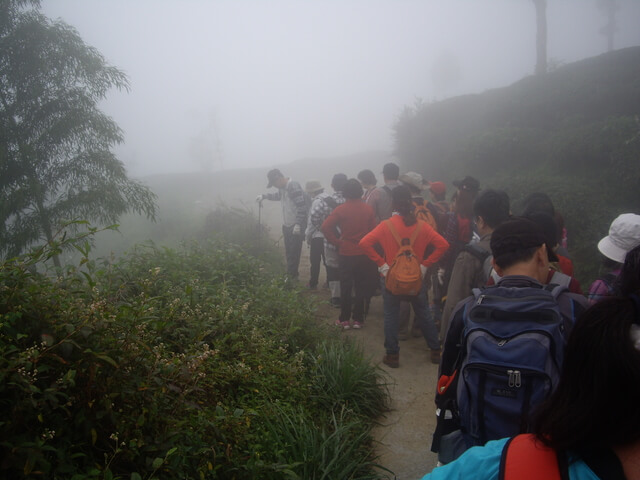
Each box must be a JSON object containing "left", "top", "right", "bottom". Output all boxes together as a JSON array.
[
  {"left": 397, "top": 171, "right": 436, "bottom": 340},
  {"left": 367, "top": 162, "right": 401, "bottom": 223},
  {"left": 439, "top": 177, "right": 479, "bottom": 283},
  {"left": 432, "top": 217, "right": 588, "bottom": 464},
  {"left": 425, "top": 180, "right": 450, "bottom": 332},
  {"left": 521, "top": 192, "right": 571, "bottom": 259},
  {"left": 321, "top": 179, "right": 377, "bottom": 329},
  {"left": 304, "top": 180, "right": 329, "bottom": 290},
  {"left": 426, "top": 181, "right": 449, "bottom": 233},
  {"left": 357, "top": 169, "right": 377, "bottom": 204},
  {"left": 359, "top": 185, "right": 449, "bottom": 367},
  {"left": 440, "top": 189, "right": 510, "bottom": 339},
  {"left": 588, "top": 213, "right": 640, "bottom": 304},
  {"left": 422, "top": 292, "right": 640, "bottom": 480},
  {"left": 256, "top": 168, "right": 308, "bottom": 280},
  {"left": 309, "top": 173, "right": 347, "bottom": 308},
  {"left": 525, "top": 211, "right": 583, "bottom": 294}
]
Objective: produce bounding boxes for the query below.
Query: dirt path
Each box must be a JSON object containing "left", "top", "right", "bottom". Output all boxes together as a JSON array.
[{"left": 297, "top": 246, "right": 439, "bottom": 480}]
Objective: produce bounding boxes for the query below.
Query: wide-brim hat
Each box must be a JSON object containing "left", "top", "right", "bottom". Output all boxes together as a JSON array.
[
  {"left": 305, "top": 179, "right": 323, "bottom": 194},
  {"left": 399, "top": 171, "right": 427, "bottom": 191},
  {"left": 597, "top": 213, "right": 640, "bottom": 263}
]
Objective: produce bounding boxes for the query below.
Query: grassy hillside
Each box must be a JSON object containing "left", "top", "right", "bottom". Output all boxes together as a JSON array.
[{"left": 394, "top": 47, "right": 640, "bottom": 286}]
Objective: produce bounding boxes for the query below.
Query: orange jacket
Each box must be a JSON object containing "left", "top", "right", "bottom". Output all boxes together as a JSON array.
[{"left": 358, "top": 215, "right": 449, "bottom": 268}]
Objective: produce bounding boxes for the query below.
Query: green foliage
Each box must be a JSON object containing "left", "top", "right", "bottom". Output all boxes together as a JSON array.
[
  {"left": 0, "top": 0, "right": 156, "bottom": 262},
  {"left": 0, "top": 213, "right": 390, "bottom": 479}
]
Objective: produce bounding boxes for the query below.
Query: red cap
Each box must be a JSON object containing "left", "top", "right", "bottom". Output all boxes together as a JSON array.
[{"left": 428, "top": 181, "right": 446, "bottom": 197}]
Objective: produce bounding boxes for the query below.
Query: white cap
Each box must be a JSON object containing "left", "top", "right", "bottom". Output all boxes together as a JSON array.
[{"left": 597, "top": 213, "right": 640, "bottom": 263}]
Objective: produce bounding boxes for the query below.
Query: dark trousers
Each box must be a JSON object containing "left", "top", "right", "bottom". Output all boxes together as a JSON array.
[
  {"left": 308, "top": 237, "right": 326, "bottom": 287},
  {"left": 283, "top": 225, "right": 303, "bottom": 279},
  {"left": 338, "top": 254, "right": 374, "bottom": 323}
]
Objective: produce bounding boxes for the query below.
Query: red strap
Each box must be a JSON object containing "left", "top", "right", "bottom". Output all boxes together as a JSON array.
[{"left": 500, "top": 434, "right": 561, "bottom": 480}]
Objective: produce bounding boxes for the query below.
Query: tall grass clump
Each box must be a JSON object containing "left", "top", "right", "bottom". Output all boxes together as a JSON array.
[{"left": 0, "top": 210, "right": 392, "bottom": 479}]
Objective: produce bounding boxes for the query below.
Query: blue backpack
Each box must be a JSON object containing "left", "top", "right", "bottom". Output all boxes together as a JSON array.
[{"left": 456, "top": 283, "right": 568, "bottom": 448}]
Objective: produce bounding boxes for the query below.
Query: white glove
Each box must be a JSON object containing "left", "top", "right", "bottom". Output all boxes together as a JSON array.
[
  {"left": 255, "top": 194, "right": 264, "bottom": 203},
  {"left": 292, "top": 224, "right": 301, "bottom": 235},
  {"left": 437, "top": 267, "right": 445, "bottom": 286},
  {"left": 420, "top": 264, "right": 427, "bottom": 277},
  {"left": 378, "top": 263, "right": 390, "bottom": 277}
]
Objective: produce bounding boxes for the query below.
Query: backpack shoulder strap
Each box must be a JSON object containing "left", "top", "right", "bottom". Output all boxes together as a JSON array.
[
  {"left": 499, "top": 434, "right": 568, "bottom": 480},
  {"left": 548, "top": 271, "right": 572, "bottom": 288},
  {"left": 386, "top": 219, "right": 420, "bottom": 247},
  {"left": 408, "top": 221, "right": 421, "bottom": 245},
  {"left": 385, "top": 219, "right": 402, "bottom": 246}
]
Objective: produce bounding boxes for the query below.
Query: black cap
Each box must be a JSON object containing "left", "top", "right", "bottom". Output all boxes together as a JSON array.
[
  {"left": 491, "top": 217, "right": 555, "bottom": 262},
  {"left": 453, "top": 176, "right": 480, "bottom": 193},
  {"left": 266, "top": 168, "right": 283, "bottom": 188}
]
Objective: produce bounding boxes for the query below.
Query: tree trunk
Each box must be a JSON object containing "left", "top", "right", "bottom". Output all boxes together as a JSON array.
[{"left": 532, "top": 0, "right": 547, "bottom": 75}]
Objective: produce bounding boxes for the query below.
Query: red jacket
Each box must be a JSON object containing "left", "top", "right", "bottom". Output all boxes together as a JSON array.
[
  {"left": 358, "top": 214, "right": 449, "bottom": 268},
  {"left": 321, "top": 199, "right": 376, "bottom": 256}
]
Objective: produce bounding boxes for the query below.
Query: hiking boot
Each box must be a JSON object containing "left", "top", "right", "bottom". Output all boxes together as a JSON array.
[
  {"left": 334, "top": 320, "right": 350, "bottom": 329},
  {"left": 430, "top": 349, "right": 442, "bottom": 365},
  {"left": 352, "top": 321, "right": 363, "bottom": 329},
  {"left": 383, "top": 353, "right": 399, "bottom": 368}
]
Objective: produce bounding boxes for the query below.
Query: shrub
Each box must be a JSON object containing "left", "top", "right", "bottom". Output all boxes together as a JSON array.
[{"left": 0, "top": 216, "right": 391, "bottom": 479}]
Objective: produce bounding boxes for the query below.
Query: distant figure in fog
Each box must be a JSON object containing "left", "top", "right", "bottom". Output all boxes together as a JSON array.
[
  {"left": 256, "top": 169, "right": 308, "bottom": 280},
  {"left": 309, "top": 173, "right": 347, "bottom": 308},
  {"left": 367, "top": 162, "right": 401, "bottom": 223},
  {"left": 304, "top": 180, "right": 329, "bottom": 289},
  {"left": 322, "top": 179, "right": 377, "bottom": 329}
]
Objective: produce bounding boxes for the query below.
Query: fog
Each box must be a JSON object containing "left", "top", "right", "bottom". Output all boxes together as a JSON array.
[{"left": 43, "top": 0, "right": 640, "bottom": 177}]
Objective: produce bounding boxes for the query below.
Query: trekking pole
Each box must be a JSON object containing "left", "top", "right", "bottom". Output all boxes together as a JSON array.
[{"left": 257, "top": 199, "right": 263, "bottom": 237}]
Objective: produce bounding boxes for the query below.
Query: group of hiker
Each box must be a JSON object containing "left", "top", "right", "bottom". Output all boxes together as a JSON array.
[{"left": 257, "top": 164, "right": 640, "bottom": 479}]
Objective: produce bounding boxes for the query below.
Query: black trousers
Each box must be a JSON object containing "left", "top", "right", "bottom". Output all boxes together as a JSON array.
[
  {"left": 308, "top": 236, "right": 325, "bottom": 287},
  {"left": 282, "top": 225, "right": 303, "bottom": 279},
  {"left": 338, "top": 254, "right": 376, "bottom": 323}
]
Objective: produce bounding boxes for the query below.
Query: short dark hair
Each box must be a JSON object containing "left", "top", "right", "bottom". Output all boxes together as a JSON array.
[
  {"left": 343, "top": 178, "right": 364, "bottom": 200},
  {"left": 521, "top": 192, "right": 554, "bottom": 217},
  {"left": 382, "top": 163, "right": 399, "bottom": 180},
  {"left": 331, "top": 173, "right": 348, "bottom": 192},
  {"left": 473, "top": 189, "right": 510, "bottom": 229},
  {"left": 490, "top": 217, "right": 546, "bottom": 270},
  {"left": 534, "top": 297, "right": 640, "bottom": 451},
  {"left": 357, "top": 169, "right": 377, "bottom": 186}
]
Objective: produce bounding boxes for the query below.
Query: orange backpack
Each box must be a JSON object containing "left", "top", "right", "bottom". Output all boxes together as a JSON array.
[
  {"left": 385, "top": 219, "right": 423, "bottom": 296},
  {"left": 413, "top": 200, "right": 438, "bottom": 231}
]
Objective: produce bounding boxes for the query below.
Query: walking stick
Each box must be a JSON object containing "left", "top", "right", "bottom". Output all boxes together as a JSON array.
[{"left": 257, "top": 199, "right": 263, "bottom": 237}]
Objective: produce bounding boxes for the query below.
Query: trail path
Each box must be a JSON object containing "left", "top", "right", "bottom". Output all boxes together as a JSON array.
[{"left": 297, "top": 247, "right": 439, "bottom": 480}]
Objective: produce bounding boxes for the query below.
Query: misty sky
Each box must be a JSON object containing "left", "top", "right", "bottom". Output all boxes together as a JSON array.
[{"left": 42, "top": 0, "right": 640, "bottom": 177}]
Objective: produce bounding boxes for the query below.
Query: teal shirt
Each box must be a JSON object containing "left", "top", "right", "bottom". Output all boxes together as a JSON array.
[{"left": 422, "top": 438, "right": 601, "bottom": 480}]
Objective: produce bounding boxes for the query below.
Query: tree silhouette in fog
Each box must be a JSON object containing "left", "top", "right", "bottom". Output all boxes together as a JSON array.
[
  {"left": 0, "top": 0, "right": 156, "bottom": 266},
  {"left": 531, "top": 0, "right": 547, "bottom": 75}
]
